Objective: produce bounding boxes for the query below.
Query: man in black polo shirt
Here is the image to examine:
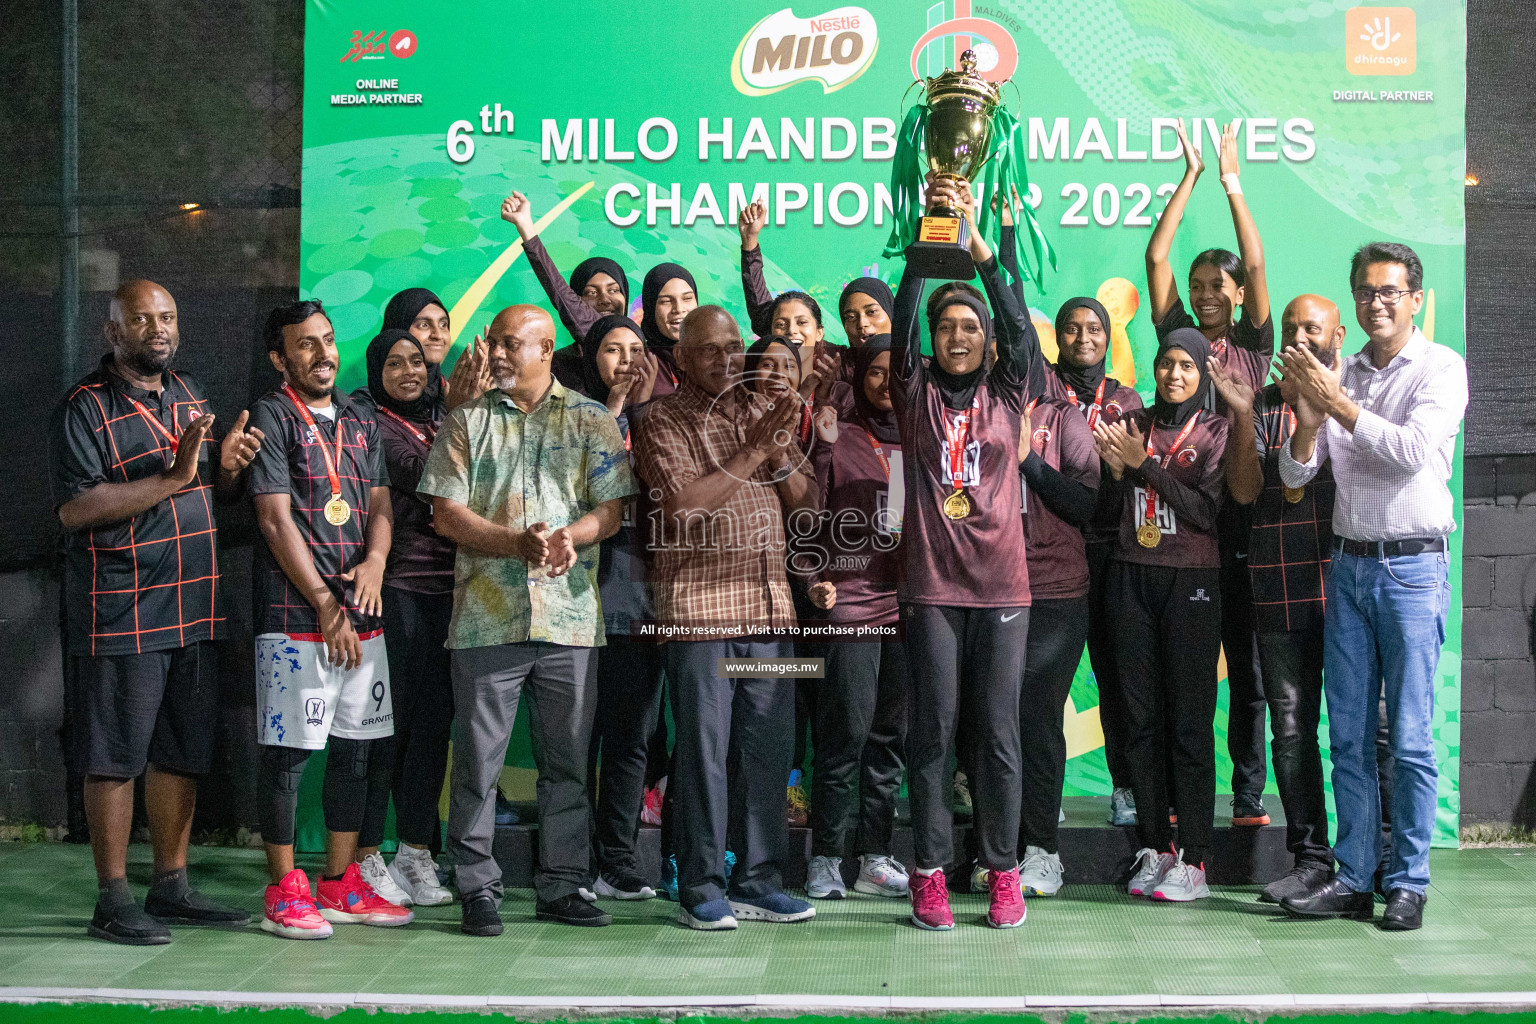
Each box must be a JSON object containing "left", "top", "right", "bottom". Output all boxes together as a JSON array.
[
  {"left": 50, "top": 279, "right": 263, "bottom": 944},
  {"left": 247, "top": 300, "right": 410, "bottom": 940},
  {"left": 1211, "top": 293, "right": 1339, "bottom": 902}
]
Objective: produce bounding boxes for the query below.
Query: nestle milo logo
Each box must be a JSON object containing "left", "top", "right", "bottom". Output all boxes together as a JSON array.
[{"left": 732, "top": 7, "right": 879, "bottom": 96}]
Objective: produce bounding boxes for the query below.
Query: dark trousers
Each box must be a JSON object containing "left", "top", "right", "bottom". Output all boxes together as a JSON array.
[
  {"left": 1109, "top": 562, "right": 1222, "bottom": 865},
  {"left": 904, "top": 603, "right": 1028, "bottom": 872},
  {"left": 1019, "top": 596, "right": 1090, "bottom": 854},
  {"left": 1220, "top": 506, "right": 1267, "bottom": 805},
  {"left": 666, "top": 637, "right": 792, "bottom": 908},
  {"left": 586, "top": 636, "right": 665, "bottom": 877},
  {"left": 1086, "top": 542, "right": 1131, "bottom": 790},
  {"left": 364, "top": 586, "right": 454, "bottom": 848},
  {"left": 1255, "top": 629, "right": 1333, "bottom": 868},
  {"left": 809, "top": 639, "right": 909, "bottom": 858}
]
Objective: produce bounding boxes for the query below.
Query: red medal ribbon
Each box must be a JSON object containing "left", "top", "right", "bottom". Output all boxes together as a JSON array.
[
  {"left": 941, "top": 408, "right": 973, "bottom": 493},
  {"left": 1140, "top": 411, "right": 1201, "bottom": 527},
  {"left": 124, "top": 395, "right": 183, "bottom": 459},
  {"left": 1066, "top": 378, "right": 1108, "bottom": 431},
  {"left": 861, "top": 425, "right": 891, "bottom": 481},
  {"left": 377, "top": 406, "right": 435, "bottom": 447},
  {"left": 282, "top": 383, "right": 347, "bottom": 500}
]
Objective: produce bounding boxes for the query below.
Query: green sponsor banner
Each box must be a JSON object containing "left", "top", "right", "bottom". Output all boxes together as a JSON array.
[{"left": 301, "top": 0, "right": 1466, "bottom": 846}]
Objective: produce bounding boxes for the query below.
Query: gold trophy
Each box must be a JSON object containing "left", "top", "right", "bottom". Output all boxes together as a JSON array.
[{"left": 905, "top": 49, "right": 1006, "bottom": 280}]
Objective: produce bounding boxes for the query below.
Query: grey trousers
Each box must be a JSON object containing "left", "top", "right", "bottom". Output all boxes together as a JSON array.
[
  {"left": 448, "top": 641, "right": 596, "bottom": 904},
  {"left": 666, "top": 637, "right": 793, "bottom": 909}
]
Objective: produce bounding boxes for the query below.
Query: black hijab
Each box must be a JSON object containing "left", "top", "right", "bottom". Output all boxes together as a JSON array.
[
  {"left": 926, "top": 291, "right": 993, "bottom": 410},
  {"left": 381, "top": 287, "right": 447, "bottom": 404},
  {"left": 366, "top": 329, "right": 433, "bottom": 420},
  {"left": 1053, "top": 297, "right": 1112, "bottom": 403},
  {"left": 1152, "top": 327, "right": 1212, "bottom": 427},
  {"left": 743, "top": 336, "right": 800, "bottom": 394},
  {"left": 839, "top": 277, "right": 895, "bottom": 331},
  {"left": 641, "top": 263, "right": 696, "bottom": 353},
  {"left": 580, "top": 314, "right": 644, "bottom": 405},
  {"left": 851, "top": 334, "right": 900, "bottom": 444},
  {"left": 570, "top": 258, "right": 631, "bottom": 313}
]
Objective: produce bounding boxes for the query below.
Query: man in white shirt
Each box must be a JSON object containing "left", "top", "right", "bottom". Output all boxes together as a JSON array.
[{"left": 1274, "top": 243, "right": 1466, "bottom": 932}]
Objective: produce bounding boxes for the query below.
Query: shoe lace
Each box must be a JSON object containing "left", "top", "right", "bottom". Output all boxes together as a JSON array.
[
  {"left": 918, "top": 870, "right": 949, "bottom": 906},
  {"left": 786, "top": 785, "right": 809, "bottom": 812},
  {"left": 990, "top": 870, "right": 1021, "bottom": 909},
  {"left": 1022, "top": 848, "right": 1049, "bottom": 873}
]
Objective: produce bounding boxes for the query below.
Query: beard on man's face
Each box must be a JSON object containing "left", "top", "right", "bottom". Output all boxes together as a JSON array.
[{"left": 123, "top": 344, "right": 174, "bottom": 377}]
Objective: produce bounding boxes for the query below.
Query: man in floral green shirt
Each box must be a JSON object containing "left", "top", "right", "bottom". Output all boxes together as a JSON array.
[{"left": 420, "top": 304, "right": 634, "bottom": 934}]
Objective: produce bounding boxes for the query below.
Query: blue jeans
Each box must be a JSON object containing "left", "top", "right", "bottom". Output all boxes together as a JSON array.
[{"left": 1324, "top": 548, "right": 1449, "bottom": 896}]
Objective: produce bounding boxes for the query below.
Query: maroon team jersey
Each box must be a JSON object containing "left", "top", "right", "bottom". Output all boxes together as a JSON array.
[
  {"left": 891, "top": 256, "right": 1036, "bottom": 608},
  {"left": 1153, "top": 295, "right": 1273, "bottom": 418},
  {"left": 810, "top": 422, "right": 902, "bottom": 625},
  {"left": 1110, "top": 407, "right": 1229, "bottom": 569},
  {"left": 1043, "top": 370, "right": 1144, "bottom": 545},
  {"left": 1022, "top": 398, "right": 1100, "bottom": 600}
]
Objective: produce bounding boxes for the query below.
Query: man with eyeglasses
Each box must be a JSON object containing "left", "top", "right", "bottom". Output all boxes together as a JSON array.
[
  {"left": 1274, "top": 243, "right": 1466, "bottom": 932},
  {"left": 630, "top": 305, "right": 822, "bottom": 932}
]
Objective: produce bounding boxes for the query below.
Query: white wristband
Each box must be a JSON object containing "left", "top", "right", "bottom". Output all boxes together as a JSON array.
[{"left": 1220, "top": 173, "right": 1243, "bottom": 196}]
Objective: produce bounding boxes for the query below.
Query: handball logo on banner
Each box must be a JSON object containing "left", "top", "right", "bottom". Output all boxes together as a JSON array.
[
  {"left": 909, "top": 1, "right": 1018, "bottom": 83},
  {"left": 732, "top": 7, "right": 879, "bottom": 96},
  {"left": 341, "top": 29, "right": 417, "bottom": 62},
  {"left": 1346, "top": 7, "right": 1415, "bottom": 76}
]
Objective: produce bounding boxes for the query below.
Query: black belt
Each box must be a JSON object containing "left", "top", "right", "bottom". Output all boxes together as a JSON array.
[{"left": 1334, "top": 536, "right": 1445, "bottom": 558}]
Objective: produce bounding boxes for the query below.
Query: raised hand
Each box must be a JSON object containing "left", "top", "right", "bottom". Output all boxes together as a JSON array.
[
  {"left": 501, "top": 192, "right": 535, "bottom": 238},
  {"left": 800, "top": 349, "right": 839, "bottom": 403},
  {"left": 738, "top": 199, "right": 768, "bottom": 251},
  {"left": 813, "top": 404, "right": 839, "bottom": 444},
  {"left": 1208, "top": 354, "right": 1254, "bottom": 417},
  {"left": 219, "top": 409, "right": 263, "bottom": 475},
  {"left": 1218, "top": 119, "right": 1241, "bottom": 180},
  {"left": 167, "top": 412, "right": 216, "bottom": 488},
  {"left": 1176, "top": 118, "right": 1204, "bottom": 178}
]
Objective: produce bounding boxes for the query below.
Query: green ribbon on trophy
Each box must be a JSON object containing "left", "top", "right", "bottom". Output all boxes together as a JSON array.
[{"left": 883, "top": 49, "right": 1056, "bottom": 288}]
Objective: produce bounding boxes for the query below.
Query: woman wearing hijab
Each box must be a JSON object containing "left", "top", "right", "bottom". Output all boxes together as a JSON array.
[
  {"left": 574, "top": 315, "right": 669, "bottom": 901},
  {"left": 351, "top": 289, "right": 449, "bottom": 413},
  {"left": 1145, "top": 122, "right": 1275, "bottom": 829},
  {"left": 892, "top": 178, "right": 1037, "bottom": 932},
  {"left": 352, "top": 329, "right": 457, "bottom": 908},
  {"left": 638, "top": 262, "right": 697, "bottom": 391},
  {"left": 800, "top": 336, "right": 911, "bottom": 902},
  {"left": 1093, "top": 326, "right": 1230, "bottom": 904}
]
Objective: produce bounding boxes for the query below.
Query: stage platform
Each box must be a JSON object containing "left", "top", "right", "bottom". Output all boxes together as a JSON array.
[
  {"left": 497, "top": 794, "right": 1292, "bottom": 889},
  {"left": 2, "top": 840, "right": 1535, "bottom": 1018}
]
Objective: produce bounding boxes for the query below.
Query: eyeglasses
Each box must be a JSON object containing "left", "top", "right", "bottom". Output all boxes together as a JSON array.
[{"left": 1352, "top": 286, "right": 1416, "bottom": 306}]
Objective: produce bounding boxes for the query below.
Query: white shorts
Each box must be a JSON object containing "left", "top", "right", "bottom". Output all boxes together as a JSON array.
[{"left": 255, "top": 631, "right": 393, "bottom": 749}]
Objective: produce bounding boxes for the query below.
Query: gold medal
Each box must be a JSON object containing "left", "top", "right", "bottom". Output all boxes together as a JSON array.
[
  {"left": 1283, "top": 485, "right": 1305, "bottom": 504},
  {"left": 942, "top": 489, "right": 971, "bottom": 520},
  {"left": 324, "top": 495, "right": 352, "bottom": 526},
  {"left": 1136, "top": 522, "right": 1162, "bottom": 548}
]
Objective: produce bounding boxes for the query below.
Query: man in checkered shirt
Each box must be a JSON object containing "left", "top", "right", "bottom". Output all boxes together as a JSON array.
[
  {"left": 50, "top": 280, "right": 263, "bottom": 944},
  {"left": 1276, "top": 243, "right": 1467, "bottom": 932},
  {"left": 631, "top": 305, "right": 822, "bottom": 932}
]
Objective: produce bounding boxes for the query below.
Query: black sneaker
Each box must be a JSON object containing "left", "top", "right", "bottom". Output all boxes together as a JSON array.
[
  {"left": 461, "top": 894, "right": 504, "bottom": 937},
  {"left": 1231, "top": 796, "right": 1271, "bottom": 826},
  {"left": 594, "top": 871, "right": 657, "bottom": 900},
  {"left": 536, "top": 892, "right": 612, "bottom": 927},
  {"left": 145, "top": 887, "right": 252, "bottom": 927},
  {"left": 88, "top": 900, "right": 172, "bottom": 946},
  {"left": 1259, "top": 862, "right": 1332, "bottom": 904}
]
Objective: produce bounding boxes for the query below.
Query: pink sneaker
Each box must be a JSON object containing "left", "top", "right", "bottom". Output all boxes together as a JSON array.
[
  {"left": 317, "top": 863, "right": 414, "bottom": 927},
  {"left": 909, "top": 868, "right": 954, "bottom": 931},
  {"left": 641, "top": 785, "right": 663, "bottom": 828},
  {"left": 987, "top": 865, "right": 1027, "bottom": 928},
  {"left": 262, "top": 869, "right": 333, "bottom": 940}
]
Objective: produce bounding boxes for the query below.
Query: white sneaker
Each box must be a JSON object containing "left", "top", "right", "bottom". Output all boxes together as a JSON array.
[
  {"left": 805, "top": 855, "right": 846, "bottom": 899},
  {"left": 1109, "top": 787, "right": 1138, "bottom": 826},
  {"left": 970, "top": 862, "right": 991, "bottom": 892},
  {"left": 1152, "top": 854, "right": 1209, "bottom": 902},
  {"left": 1019, "top": 845, "right": 1063, "bottom": 896},
  {"left": 389, "top": 846, "right": 454, "bottom": 906},
  {"left": 359, "top": 851, "right": 412, "bottom": 907},
  {"left": 1127, "top": 847, "right": 1176, "bottom": 897},
  {"left": 854, "top": 854, "right": 909, "bottom": 897},
  {"left": 577, "top": 886, "right": 598, "bottom": 903}
]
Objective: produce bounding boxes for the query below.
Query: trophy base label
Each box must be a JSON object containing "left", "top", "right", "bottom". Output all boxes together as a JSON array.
[{"left": 918, "top": 216, "right": 961, "bottom": 244}]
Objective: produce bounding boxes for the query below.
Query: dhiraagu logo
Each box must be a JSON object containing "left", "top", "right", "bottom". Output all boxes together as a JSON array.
[
  {"left": 1347, "top": 6, "right": 1416, "bottom": 76},
  {"left": 732, "top": 7, "right": 879, "bottom": 96}
]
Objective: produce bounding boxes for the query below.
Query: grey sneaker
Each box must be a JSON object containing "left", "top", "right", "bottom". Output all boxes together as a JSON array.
[
  {"left": 1152, "top": 856, "right": 1209, "bottom": 902},
  {"left": 805, "top": 855, "right": 846, "bottom": 899},
  {"left": 854, "top": 854, "right": 909, "bottom": 897},
  {"left": 1127, "top": 847, "right": 1175, "bottom": 897},
  {"left": 1019, "top": 845, "right": 1063, "bottom": 896},
  {"left": 1109, "top": 786, "right": 1137, "bottom": 826}
]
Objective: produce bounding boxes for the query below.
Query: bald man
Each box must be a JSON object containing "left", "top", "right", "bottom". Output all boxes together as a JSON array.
[
  {"left": 1210, "top": 293, "right": 1342, "bottom": 903},
  {"left": 50, "top": 280, "right": 262, "bottom": 943},
  {"left": 419, "top": 304, "right": 636, "bottom": 933}
]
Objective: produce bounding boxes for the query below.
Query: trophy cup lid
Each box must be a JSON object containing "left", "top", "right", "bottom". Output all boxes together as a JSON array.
[{"left": 923, "top": 49, "right": 1005, "bottom": 107}]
